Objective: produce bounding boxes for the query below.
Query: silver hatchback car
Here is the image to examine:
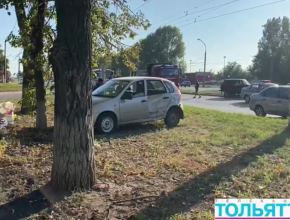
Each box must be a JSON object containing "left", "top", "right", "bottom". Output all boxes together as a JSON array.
[
  {"left": 92, "top": 77, "right": 184, "bottom": 134},
  {"left": 249, "top": 86, "right": 289, "bottom": 118}
]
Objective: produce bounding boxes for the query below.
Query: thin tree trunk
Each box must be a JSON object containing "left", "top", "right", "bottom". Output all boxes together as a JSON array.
[
  {"left": 21, "top": 51, "right": 33, "bottom": 114},
  {"left": 49, "top": 0, "right": 95, "bottom": 190},
  {"left": 31, "top": 0, "right": 47, "bottom": 130},
  {"left": 13, "top": 1, "right": 31, "bottom": 114}
]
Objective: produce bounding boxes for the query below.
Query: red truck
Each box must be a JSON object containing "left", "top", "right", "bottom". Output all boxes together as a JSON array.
[{"left": 132, "top": 63, "right": 182, "bottom": 88}]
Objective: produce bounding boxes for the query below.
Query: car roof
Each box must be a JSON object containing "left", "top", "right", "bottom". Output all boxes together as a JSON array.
[
  {"left": 112, "top": 76, "right": 172, "bottom": 82},
  {"left": 224, "top": 78, "right": 246, "bottom": 81}
]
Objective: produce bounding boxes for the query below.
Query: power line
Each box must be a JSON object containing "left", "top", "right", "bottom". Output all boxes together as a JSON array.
[
  {"left": 151, "top": 0, "right": 240, "bottom": 30},
  {"left": 133, "top": 0, "right": 152, "bottom": 11},
  {"left": 178, "top": 0, "right": 287, "bottom": 28},
  {"left": 161, "top": 0, "right": 216, "bottom": 21},
  {"left": 171, "top": 0, "right": 239, "bottom": 27}
]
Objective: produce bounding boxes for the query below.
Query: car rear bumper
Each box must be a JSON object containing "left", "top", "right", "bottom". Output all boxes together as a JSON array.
[{"left": 179, "top": 104, "right": 184, "bottom": 119}]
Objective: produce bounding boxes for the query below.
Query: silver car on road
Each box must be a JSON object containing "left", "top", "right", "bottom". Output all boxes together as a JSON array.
[
  {"left": 241, "top": 83, "right": 278, "bottom": 103},
  {"left": 92, "top": 77, "right": 184, "bottom": 133},
  {"left": 249, "top": 85, "right": 289, "bottom": 118}
]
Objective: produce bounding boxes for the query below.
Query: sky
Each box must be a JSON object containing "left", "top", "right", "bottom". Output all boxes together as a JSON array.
[{"left": 0, "top": 0, "right": 289, "bottom": 75}]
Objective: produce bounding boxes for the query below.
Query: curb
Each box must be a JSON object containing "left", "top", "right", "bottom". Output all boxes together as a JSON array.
[{"left": 181, "top": 92, "right": 223, "bottom": 97}]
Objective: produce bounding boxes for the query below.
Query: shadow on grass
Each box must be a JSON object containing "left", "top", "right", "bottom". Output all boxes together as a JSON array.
[
  {"left": 0, "top": 183, "right": 71, "bottom": 220},
  {"left": 12, "top": 126, "right": 54, "bottom": 146},
  {"left": 137, "top": 128, "right": 290, "bottom": 219},
  {"left": 95, "top": 123, "right": 166, "bottom": 141},
  {"left": 11, "top": 122, "right": 165, "bottom": 144},
  {"left": 207, "top": 96, "right": 241, "bottom": 101}
]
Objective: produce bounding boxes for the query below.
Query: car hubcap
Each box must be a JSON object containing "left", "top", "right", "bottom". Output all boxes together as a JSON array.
[
  {"left": 170, "top": 113, "right": 178, "bottom": 124},
  {"left": 256, "top": 107, "right": 264, "bottom": 116},
  {"left": 101, "top": 117, "right": 114, "bottom": 132}
]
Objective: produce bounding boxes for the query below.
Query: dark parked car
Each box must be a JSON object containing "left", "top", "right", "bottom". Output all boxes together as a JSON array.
[{"left": 220, "top": 79, "right": 250, "bottom": 98}]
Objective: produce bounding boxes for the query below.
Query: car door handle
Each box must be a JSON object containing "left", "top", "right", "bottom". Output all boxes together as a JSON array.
[
  {"left": 277, "top": 100, "right": 281, "bottom": 103},
  {"left": 262, "top": 98, "right": 266, "bottom": 101},
  {"left": 162, "top": 97, "right": 170, "bottom": 99},
  {"left": 141, "top": 100, "right": 147, "bottom": 103}
]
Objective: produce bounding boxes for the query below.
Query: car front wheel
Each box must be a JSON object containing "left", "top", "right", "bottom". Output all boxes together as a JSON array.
[
  {"left": 96, "top": 113, "right": 116, "bottom": 134},
  {"left": 164, "top": 108, "right": 180, "bottom": 128},
  {"left": 255, "top": 105, "right": 266, "bottom": 117},
  {"left": 244, "top": 95, "right": 250, "bottom": 103}
]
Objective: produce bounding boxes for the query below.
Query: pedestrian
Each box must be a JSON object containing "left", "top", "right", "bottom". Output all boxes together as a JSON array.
[
  {"left": 193, "top": 79, "right": 201, "bottom": 98},
  {"left": 93, "top": 78, "right": 104, "bottom": 91}
]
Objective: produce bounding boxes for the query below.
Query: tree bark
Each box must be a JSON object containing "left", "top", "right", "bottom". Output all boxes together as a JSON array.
[
  {"left": 30, "top": 0, "right": 47, "bottom": 130},
  {"left": 13, "top": 1, "right": 31, "bottom": 114},
  {"left": 49, "top": 0, "right": 95, "bottom": 190}
]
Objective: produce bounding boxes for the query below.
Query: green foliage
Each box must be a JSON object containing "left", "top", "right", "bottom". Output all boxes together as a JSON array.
[
  {"left": 216, "top": 62, "right": 252, "bottom": 80},
  {"left": 92, "top": 0, "right": 150, "bottom": 71},
  {"left": 250, "top": 16, "right": 290, "bottom": 83},
  {"left": 139, "top": 25, "right": 186, "bottom": 67},
  {"left": 18, "top": 80, "right": 37, "bottom": 115}
]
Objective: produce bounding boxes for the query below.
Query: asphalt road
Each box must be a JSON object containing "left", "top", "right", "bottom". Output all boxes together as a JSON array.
[
  {"left": 181, "top": 86, "right": 220, "bottom": 91},
  {"left": 181, "top": 94, "right": 255, "bottom": 115},
  {"left": 0, "top": 92, "right": 22, "bottom": 100},
  {"left": 0, "top": 91, "right": 254, "bottom": 116}
]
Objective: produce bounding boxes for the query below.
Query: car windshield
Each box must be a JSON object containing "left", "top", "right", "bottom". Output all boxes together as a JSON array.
[
  {"left": 160, "top": 68, "right": 179, "bottom": 76},
  {"left": 243, "top": 79, "right": 250, "bottom": 85},
  {"left": 92, "top": 80, "right": 130, "bottom": 98}
]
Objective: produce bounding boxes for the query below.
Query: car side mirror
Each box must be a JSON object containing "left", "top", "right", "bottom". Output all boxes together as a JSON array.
[{"left": 121, "top": 92, "right": 133, "bottom": 100}]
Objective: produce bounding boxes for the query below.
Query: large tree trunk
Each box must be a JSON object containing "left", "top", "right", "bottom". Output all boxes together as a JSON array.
[
  {"left": 49, "top": 0, "right": 95, "bottom": 190},
  {"left": 31, "top": 0, "right": 47, "bottom": 130}
]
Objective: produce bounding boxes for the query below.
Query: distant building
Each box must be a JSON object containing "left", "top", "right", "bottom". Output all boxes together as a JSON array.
[{"left": 181, "top": 71, "right": 213, "bottom": 84}]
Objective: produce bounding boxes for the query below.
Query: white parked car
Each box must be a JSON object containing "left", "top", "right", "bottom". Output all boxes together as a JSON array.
[{"left": 92, "top": 77, "right": 184, "bottom": 134}]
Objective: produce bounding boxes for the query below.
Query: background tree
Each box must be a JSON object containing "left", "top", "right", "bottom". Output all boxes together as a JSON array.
[
  {"left": 218, "top": 61, "right": 251, "bottom": 80},
  {"left": 250, "top": 16, "right": 290, "bottom": 84},
  {"left": 139, "top": 25, "right": 185, "bottom": 67},
  {"left": 0, "top": 45, "right": 9, "bottom": 72}
]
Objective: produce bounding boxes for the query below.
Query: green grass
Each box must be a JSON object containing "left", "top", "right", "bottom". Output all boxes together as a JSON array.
[
  {"left": 181, "top": 89, "right": 222, "bottom": 96},
  {"left": 0, "top": 105, "right": 289, "bottom": 219},
  {"left": 0, "top": 83, "right": 22, "bottom": 92}
]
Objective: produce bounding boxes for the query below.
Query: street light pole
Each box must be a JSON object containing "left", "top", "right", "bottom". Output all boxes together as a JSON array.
[
  {"left": 190, "top": 60, "right": 193, "bottom": 72},
  {"left": 197, "top": 38, "right": 207, "bottom": 87}
]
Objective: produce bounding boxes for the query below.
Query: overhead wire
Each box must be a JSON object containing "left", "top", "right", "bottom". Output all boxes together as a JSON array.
[
  {"left": 178, "top": 0, "right": 287, "bottom": 28},
  {"left": 133, "top": 0, "right": 152, "bottom": 11},
  {"left": 171, "top": 0, "right": 239, "bottom": 27},
  {"left": 151, "top": 0, "right": 240, "bottom": 30}
]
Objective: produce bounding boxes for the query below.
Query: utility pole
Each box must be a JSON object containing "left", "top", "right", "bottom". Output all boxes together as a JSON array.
[
  {"left": 189, "top": 60, "right": 193, "bottom": 72},
  {"left": 3, "top": 39, "right": 7, "bottom": 84},
  {"left": 223, "top": 56, "right": 226, "bottom": 78},
  {"left": 197, "top": 38, "right": 207, "bottom": 87}
]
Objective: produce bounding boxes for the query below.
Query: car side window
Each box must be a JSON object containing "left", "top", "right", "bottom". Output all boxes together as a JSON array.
[
  {"left": 279, "top": 87, "right": 289, "bottom": 100},
  {"left": 127, "top": 80, "right": 145, "bottom": 98},
  {"left": 147, "top": 80, "right": 167, "bottom": 96},
  {"left": 263, "top": 87, "right": 278, "bottom": 98},
  {"left": 164, "top": 81, "right": 175, "bottom": 93}
]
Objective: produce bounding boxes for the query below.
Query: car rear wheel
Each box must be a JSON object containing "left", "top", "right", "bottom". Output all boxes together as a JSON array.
[
  {"left": 95, "top": 113, "right": 116, "bottom": 134},
  {"left": 255, "top": 105, "right": 266, "bottom": 117},
  {"left": 244, "top": 95, "right": 250, "bottom": 103},
  {"left": 164, "top": 108, "right": 180, "bottom": 128}
]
